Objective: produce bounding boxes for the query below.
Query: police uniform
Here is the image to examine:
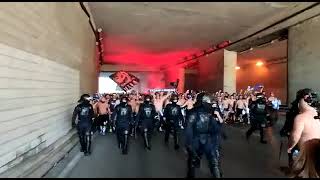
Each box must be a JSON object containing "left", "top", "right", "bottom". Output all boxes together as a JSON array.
[
  {"left": 163, "top": 95, "right": 184, "bottom": 150},
  {"left": 112, "top": 96, "right": 133, "bottom": 155},
  {"left": 185, "top": 93, "right": 221, "bottom": 178},
  {"left": 246, "top": 94, "right": 267, "bottom": 144},
  {"left": 72, "top": 94, "right": 94, "bottom": 156},
  {"left": 136, "top": 95, "right": 157, "bottom": 150}
]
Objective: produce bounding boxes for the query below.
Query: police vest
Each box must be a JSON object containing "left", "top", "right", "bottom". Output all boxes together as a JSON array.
[{"left": 256, "top": 102, "right": 266, "bottom": 115}]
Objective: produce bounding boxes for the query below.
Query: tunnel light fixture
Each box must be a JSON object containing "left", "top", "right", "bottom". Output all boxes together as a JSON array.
[
  {"left": 239, "top": 47, "right": 253, "bottom": 54},
  {"left": 257, "top": 39, "right": 277, "bottom": 48},
  {"left": 97, "top": 28, "right": 103, "bottom": 33},
  {"left": 256, "top": 61, "right": 264, "bottom": 66},
  {"left": 235, "top": 66, "right": 240, "bottom": 70}
]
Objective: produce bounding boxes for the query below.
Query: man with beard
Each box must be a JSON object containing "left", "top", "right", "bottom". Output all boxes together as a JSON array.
[{"left": 136, "top": 94, "right": 157, "bottom": 150}]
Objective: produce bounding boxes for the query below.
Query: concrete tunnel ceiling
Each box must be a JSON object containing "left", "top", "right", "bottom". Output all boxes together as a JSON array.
[{"left": 88, "top": 2, "right": 298, "bottom": 68}]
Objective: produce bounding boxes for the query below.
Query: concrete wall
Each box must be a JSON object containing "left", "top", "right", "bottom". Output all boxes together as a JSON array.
[
  {"left": 236, "top": 61, "right": 288, "bottom": 104},
  {"left": 197, "top": 49, "right": 224, "bottom": 92},
  {"left": 0, "top": 3, "right": 97, "bottom": 173},
  {"left": 288, "top": 15, "right": 320, "bottom": 103},
  {"left": 237, "top": 40, "right": 288, "bottom": 104}
]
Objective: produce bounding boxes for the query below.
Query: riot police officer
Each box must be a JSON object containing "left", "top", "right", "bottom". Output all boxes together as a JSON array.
[
  {"left": 185, "top": 93, "right": 221, "bottom": 178},
  {"left": 246, "top": 93, "right": 268, "bottom": 144},
  {"left": 112, "top": 95, "right": 133, "bottom": 155},
  {"left": 136, "top": 94, "right": 157, "bottom": 150},
  {"left": 72, "top": 94, "right": 94, "bottom": 156},
  {"left": 163, "top": 94, "right": 184, "bottom": 150}
]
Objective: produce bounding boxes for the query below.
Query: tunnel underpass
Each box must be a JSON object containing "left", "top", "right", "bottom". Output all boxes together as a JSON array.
[{"left": 0, "top": 2, "right": 320, "bottom": 178}]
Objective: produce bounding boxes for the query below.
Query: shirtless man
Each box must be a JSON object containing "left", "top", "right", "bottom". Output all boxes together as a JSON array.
[
  {"left": 229, "top": 95, "right": 237, "bottom": 123},
  {"left": 96, "top": 96, "right": 111, "bottom": 135},
  {"left": 222, "top": 95, "right": 230, "bottom": 122},
  {"left": 153, "top": 92, "right": 171, "bottom": 132},
  {"left": 235, "top": 95, "right": 246, "bottom": 122},
  {"left": 128, "top": 93, "right": 140, "bottom": 137},
  {"left": 242, "top": 95, "right": 250, "bottom": 124},
  {"left": 288, "top": 90, "right": 320, "bottom": 153},
  {"left": 177, "top": 93, "right": 186, "bottom": 106},
  {"left": 182, "top": 94, "right": 196, "bottom": 110}
]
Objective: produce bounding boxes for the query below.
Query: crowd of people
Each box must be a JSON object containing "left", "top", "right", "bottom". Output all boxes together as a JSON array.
[{"left": 71, "top": 86, "right": 320, "bottom": 178}]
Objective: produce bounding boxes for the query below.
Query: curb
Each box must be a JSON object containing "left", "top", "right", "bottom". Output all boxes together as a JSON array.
[
  {"left": 57, "top": 152, "right": 83, "bottom": 178},
  {"left": 55, "top": 132, "right": 99, "bottom": 178}
]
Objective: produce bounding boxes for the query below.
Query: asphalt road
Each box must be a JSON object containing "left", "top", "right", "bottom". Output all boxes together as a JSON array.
[{"left": 55, "top": 123, "right": 287, "bottom": 178}]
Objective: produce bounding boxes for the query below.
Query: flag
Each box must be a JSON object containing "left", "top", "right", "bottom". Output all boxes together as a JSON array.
[{"left": 109, "top": 71, "right": 140, "bottom": 91}]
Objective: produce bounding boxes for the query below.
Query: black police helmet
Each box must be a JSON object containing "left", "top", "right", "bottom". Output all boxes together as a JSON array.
[
  {"left": 78, "top": 94, "right": 91, "bottom": 103},
  {"left": 145, "top": 94, "right": 152, "bottom": 102},
  {"left": 202, "top": 93, "right": 212, "bottom": 104},
  {"left": 171, "top": 94, "right": 179, "bottom": 102}
]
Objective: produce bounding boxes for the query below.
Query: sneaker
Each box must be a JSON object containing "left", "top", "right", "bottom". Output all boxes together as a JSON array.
[{"left": 159, "top": 127, "right": 163, "bottom": 132}]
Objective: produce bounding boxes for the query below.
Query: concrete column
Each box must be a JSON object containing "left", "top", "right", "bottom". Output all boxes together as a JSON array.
[
  {"left": 223, "top": 49, "right": 237, "bottom": 93},
  {"left": 288, "top": 15, "right": 320, "bottom": 103}
]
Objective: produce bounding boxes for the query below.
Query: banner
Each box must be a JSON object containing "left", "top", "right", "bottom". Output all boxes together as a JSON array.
[
  {"left": 109, "top": 71, "right": 140, "bottom": 91},
  {"left": 149, "top": 89, "right": 176, "bottom": 93}
]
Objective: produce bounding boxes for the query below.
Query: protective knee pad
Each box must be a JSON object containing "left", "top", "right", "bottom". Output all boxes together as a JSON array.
[
  {"left": 85, "top": 132, "right": 92, "bottom": 154},
  {"left": 143, "top": 128, "right": 149, "bottom": 147},
  {"left": 101, "top": 126, "right": 106, "bottom": 133},
  {"left": 123, "top": 130, "right": 129, "bottom": 153},
  {"left": 79, "top": 134, "right": 86, "bottom": 150},
  {"left": 209, "top": 157, "right": 221, "bottom": 178},
  {"left": 187, "top": 156, "right": 198, "bottom": 178},
  {"left": 174, "top": 129, "right": 179, "bottom": 145}
]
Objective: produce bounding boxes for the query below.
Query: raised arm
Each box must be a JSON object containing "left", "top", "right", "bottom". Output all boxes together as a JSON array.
[
  {"left": 288, "top": 115, "right": 304, "bottom": 152},
  {"left": 161, "top": 92, "right": 171, "bottom": 102}
]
